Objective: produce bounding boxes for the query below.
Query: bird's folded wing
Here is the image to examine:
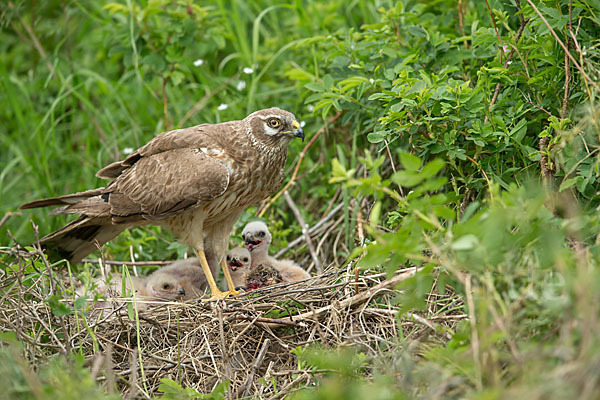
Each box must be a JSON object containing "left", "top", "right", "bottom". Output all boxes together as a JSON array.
[
  {"left": 96, "top": 123, "right": 232, "bottom": 179},
  {"left": 106, "top": 147, "right": 230, "bottom": 221}
]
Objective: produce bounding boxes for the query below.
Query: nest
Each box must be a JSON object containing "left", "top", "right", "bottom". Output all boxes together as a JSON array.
[{"left": 0, "top": 249, "right": 464, "bottom": 399}]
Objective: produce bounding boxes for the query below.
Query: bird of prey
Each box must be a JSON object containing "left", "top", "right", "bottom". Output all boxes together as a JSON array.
[
  {"left": 225, "top": 247, "right": 252, "bottom": 288},
  {"left": 241, "top": 221, "right": 311, "bottom": 282},
  {"left": 20, "top": 108, "right": 304, "bottom": 300}
]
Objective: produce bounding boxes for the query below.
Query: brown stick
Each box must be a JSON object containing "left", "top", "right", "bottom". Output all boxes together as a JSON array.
[
  {"left": 235, "top": 315, "right": 302, "bottom": 327},
  {"left": 283, "top": 191, "right": 321, "bottom": 274},
  {"left": 525, "top": 0, "right": 599, "bottom": 91},
  {"left": 239, "top": 338, "right": 271, "bottom": 398},
  {"left": 487, "top": 0, "right": 528, "bottom": 116},
  {"left": 561, "top": 0, "right": 573, "bottom": 120},
  {"left": 258, "top": 111, "right": 343, "bottom": 218},
  {"left": 274, "top": 203, "right": 344, "bottom": 258},
  {"left": 265, "top": 267, "right": 419, "bottom": 327},
  {"left": 0, "top": 212, "right": 20, "bottom": 229},
  {"left": 82, "top": 259, "right": 171, "bottom": 266}
]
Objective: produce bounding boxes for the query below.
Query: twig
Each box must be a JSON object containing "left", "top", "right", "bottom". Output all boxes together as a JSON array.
[
  {"left": 465, "top": 275, "right": 482, "bottom": 390},
  {"left": 0, "top": 212, "right": 20, "bottom": 229},
  {"left": 457, "top": 0, "right": 469, "bottom": 49},
  {"left": 525, "top": 0, "right": 599, "bottom": 92},
  {"left": 235, "top": 315, "right": 302, "bottom": 327},
  {"left": 283, "top": 191, "right": 321, "bottom": 274},
  {"left": 264, "top": 268, "right": 419, "bottom": 327},
  {"left": 30, "top": 222, "right": 71, "bottom": 355},
  {"left": 82, "top": 259, "right": 171, "bottom": 266},
  {"left": 561, "top": 0, "right": 572, "bottom": 120},
  {"left": 161, "top": 75, "right": 170, "bottom": 131},
  {"left": 275, "top": 203, "right": 344, "bottom": 258},
  {"left": 240, "top": 338, "right": 271, "bottom": 398},
  {"left": 258, "top": 111, "right": 343, "bottom": 217},
  {"left": 487, "top": 0, "right": 528, "bottom": 116}
]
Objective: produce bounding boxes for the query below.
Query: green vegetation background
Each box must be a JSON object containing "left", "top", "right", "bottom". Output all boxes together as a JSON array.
[{"left": 2, "top": 0, "right": 600, "bottom": 398}]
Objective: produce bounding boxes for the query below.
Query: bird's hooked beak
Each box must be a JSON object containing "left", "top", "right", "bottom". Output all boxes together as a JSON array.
[
  {"left": 292, "top": 120, "right": 305, "bottom": 141},
  {"left": 178, "top": 288, "right": 186, "bottom": 295},
  {"left": 281, "top": 120, "right": 304, "bottom": 141}
]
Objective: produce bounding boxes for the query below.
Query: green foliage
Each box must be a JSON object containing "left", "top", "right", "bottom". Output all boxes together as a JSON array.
[
  {"left": 0, "top": 345, "right": 120, "bottom": 400},
  {"left": 158, "top": 378, "right": 229, "bottom": 400},
  {"left": 3, "top": 0, "right": 600, "bottom": 398}
]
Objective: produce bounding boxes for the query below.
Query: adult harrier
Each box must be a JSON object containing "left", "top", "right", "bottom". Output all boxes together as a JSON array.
[{"left": 20, "top": 108, "right": 304, "bottom": 300}]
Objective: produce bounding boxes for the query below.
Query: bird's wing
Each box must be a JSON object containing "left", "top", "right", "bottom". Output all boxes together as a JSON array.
[
  {"left": 105, "top": 147, "right": 230, "bottom": 221},
  {"left": 96, "top": 123, "right": 236, "bottom": 179}
]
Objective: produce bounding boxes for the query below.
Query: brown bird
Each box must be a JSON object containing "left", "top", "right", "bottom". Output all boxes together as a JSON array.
[
  {"left": 245, "top": 264, "right": 283, "bottom": 290},
  {"left": 241, "top": 221, "right": 311, "bottom": 282},
  {"left": 20, "top": 108, "right": 304, "bottom": 300},
  {"left": 225, "top": 247, "right": 252, "bottom": 288},
  {"left": 151, "top": 258, "right": 209, "bottom": 300}
]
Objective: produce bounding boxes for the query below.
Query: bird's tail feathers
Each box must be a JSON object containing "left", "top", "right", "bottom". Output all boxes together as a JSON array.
[
  {"left": 39, "top": 216, "right": 127, "bottom": 264},
  {"left": 19, "top": 188, "right": 105, "bottom": 210}
]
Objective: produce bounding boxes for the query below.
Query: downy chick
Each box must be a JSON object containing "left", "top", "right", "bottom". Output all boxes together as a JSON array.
[
  {"left": 153, "top": 258, "right": 209, "bottom": 300},
  {"left": 225, "top": 247, "right": 252, "bottom": 288},
  {"left": 241, "top": 221, "right": 311, "bottom": 283},
  {"left": 245, "top": 264, "right": 283, "bottom": 290},
  {"left": 144, "top": 270, "right": 186, "bottom": 300}
]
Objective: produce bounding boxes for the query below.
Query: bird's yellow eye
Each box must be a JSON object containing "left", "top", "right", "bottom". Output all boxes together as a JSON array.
[{"left": 267, "top": 118, "right": 281, "bottom": 128}]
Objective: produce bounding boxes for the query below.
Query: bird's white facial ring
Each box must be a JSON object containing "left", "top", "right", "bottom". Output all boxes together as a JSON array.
[{"left": 263, "top": 124, "right": 280, "bottom": 136}]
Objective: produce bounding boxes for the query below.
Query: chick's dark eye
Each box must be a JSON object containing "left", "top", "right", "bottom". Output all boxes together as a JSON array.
[
  {"left": 267, "top": 118, "right": 281, "bottom": 128},
  {"left": 258, "top": 231, "right": 265, "bottom": 237},
  {"left": 163, "top": 283, "right": 170, "bottom": 290},
  {"left": 227, "top": 255, "right": 231, "bottom": 261},
  {"left": 242, "top": 257, "right": 248, "bottom": 262}
]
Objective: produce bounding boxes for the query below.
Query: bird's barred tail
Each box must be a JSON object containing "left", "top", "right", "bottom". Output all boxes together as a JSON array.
[{"left": 38, "top": 216, "right": 127, "bottom": 264}]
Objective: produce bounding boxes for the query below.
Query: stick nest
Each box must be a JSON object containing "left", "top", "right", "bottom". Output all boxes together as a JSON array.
[{"left": 0, "top": 250, "right": 463, "bottom": 399}]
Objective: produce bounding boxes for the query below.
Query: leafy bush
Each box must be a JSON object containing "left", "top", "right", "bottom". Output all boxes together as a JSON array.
[{"left": 3, "top": 0, "right": 600, "bottom": 398}]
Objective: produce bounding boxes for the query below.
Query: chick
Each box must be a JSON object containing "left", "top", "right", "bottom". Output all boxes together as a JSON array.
[
  {"left": 225, "top": 247, "right": 252, "bottom": 288},
  {"left": 144, "top": 270, "right": 186, "bottom": 300},
  {"left": 245, "top": 264, "right": 283, "bottom": 290},
  {"left": 241, "top": 221, "right": 311, "bottom": 282},
  {"left": 152, "top": 258, "right": 209, "bottom": 300}
]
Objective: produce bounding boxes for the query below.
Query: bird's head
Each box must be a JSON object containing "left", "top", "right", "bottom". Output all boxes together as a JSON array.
[
  {"left": 226, "top": 247, "right": 251, "bottom": 271},
  {"left": 244, "top": 108, "right": 304, "bottom": 147},
  {"left": 147, "top": 273, "right": 185, "bottom": 300},
  {"left": 241, "top": 221, "right": 272, "bottom": 253}
]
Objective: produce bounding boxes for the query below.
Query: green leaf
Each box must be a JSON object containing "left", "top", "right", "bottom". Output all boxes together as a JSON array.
[
  {"left": 451, "top": 234, "right": 479, "bottom": 251},
  {"left": 559, "top": 177, "right": 579, "bottom": 192},
  {"left": 398, "top": 152, "right": 422, "bottom": 171},
  {"left": 46, "top": 295, "right": 72, "bottom": 316}
]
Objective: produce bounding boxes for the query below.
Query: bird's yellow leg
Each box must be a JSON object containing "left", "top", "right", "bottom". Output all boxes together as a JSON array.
[
  {"left": 195, "top": 249, "right": 229, "bottom": 301},
  {"left": 221, "top": 259, "right": 240, "bottom": 296}
]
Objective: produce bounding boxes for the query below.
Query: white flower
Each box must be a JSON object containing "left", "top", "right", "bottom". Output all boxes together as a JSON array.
[
  {"left": 369, "top": 78, "right": 374, "bottom": 84},
  {"left": 507, "top": 60, "right": 512, "bottom": 65},
  {"left": 218, "top": 103, "right": 228, "bottom": 111},
  {"left": 122, "top": 147, "right": 134, "bottom": 155},
  {"left": 243, "top": 67, "right": 254, "bottom": 74},
  {"left": 307, "top": 104, "right": 315, "bottom": 112},
  {"left": 193, "top": 59, "right": 204, "bottom": 67},
  {"left": 300, "top": 121, "right": 306, "bottom": 128},
  {"left": 236, "top": 80, "right": 246, "bottom": 91}
]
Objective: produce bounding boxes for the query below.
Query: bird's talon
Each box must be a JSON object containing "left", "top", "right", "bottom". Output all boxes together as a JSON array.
[{"left": 201, "top": 289, "right": 239, "bottom": 302}]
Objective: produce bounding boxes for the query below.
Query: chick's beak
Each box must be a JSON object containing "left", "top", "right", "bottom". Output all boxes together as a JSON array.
[{"left": 292, "top": 120, "right": 305, "bottom": 141}]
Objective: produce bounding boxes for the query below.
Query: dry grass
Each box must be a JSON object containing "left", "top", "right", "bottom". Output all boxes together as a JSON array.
[{"left": 0, "top": 248, "right": 464, "bottom": 399}]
